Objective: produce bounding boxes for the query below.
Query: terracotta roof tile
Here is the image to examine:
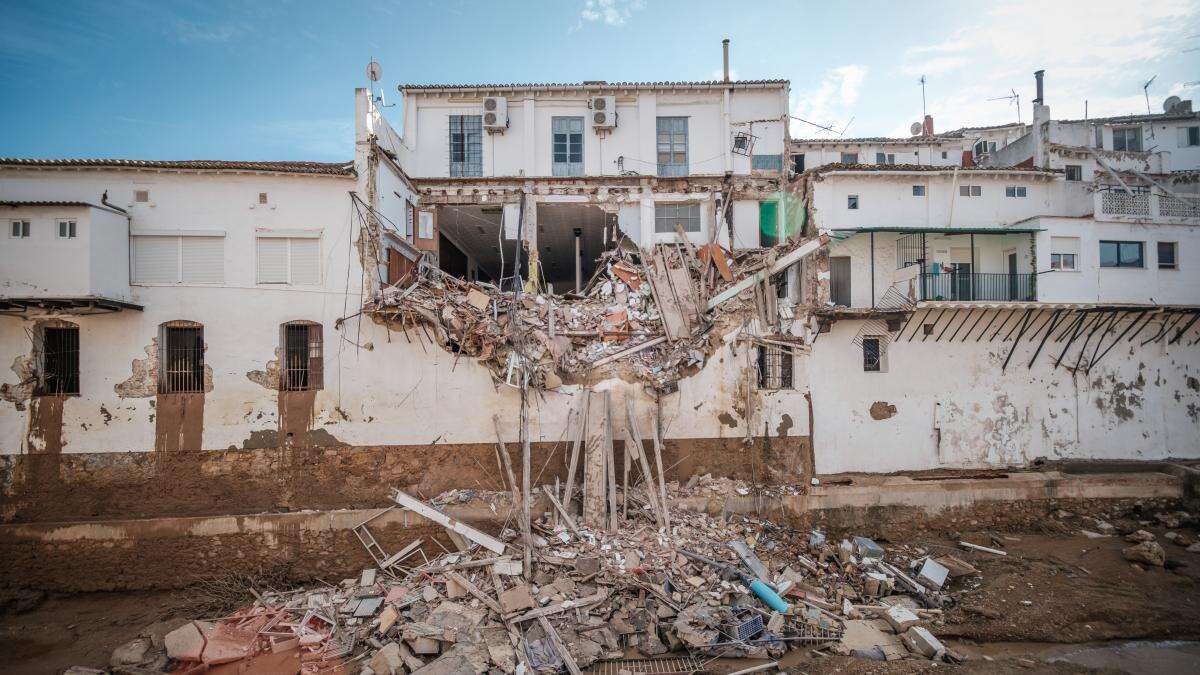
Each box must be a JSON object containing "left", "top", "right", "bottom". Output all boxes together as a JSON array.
[{"left": 0, "top": 158, "right": 355, "bottom": 176}]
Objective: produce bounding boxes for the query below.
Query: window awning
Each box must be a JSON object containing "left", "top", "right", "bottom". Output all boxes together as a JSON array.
[
  {"left": 0, "top": 296, "right": 143, "bottom": 316},
  {"left": 828, "top": 226, "right": 1042, "bottom": 241}
]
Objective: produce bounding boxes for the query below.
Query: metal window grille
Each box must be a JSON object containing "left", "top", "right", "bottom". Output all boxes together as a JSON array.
[
  {"left": 862, "top": 338, "right": 882, "bottom": 372},
  {"left": 159, "top": 326, "right": 204, "bottom": 393},
  {"left": 39, "top": 327, "right": 79, "bottom": 395},
  {"left": 896, "top": 232, "right": 926, "bottom": 269},
  {"left": 654, "top": 203, "right": 700, "bottom": 233},
  {"left": 656, "top": 117, "right": 688, "bottom": 177},
  {"left": 757, "top": 345, "right": 793, "bottom": 389},
  {"left": 1066, "top": 165, "right": 1082, "bottom": 181},
  {"left": 449, "top": 115, "right": 483, "bottom": 177},
  {"left": 282, "top": 323, "right": 323, "bottom": 391},
  {"left": 551, "top": 117, "right": 584, "bottom": 176}
]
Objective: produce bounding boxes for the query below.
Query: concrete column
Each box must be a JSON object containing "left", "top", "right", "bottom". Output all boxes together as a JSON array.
[
  {"left": 639, "top": 192, "right": 655, "bottom": 250},
  {"left": 523, "top": 97, "right": 537, "bottom": 176}
]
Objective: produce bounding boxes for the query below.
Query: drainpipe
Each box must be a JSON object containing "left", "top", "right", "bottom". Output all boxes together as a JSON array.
[
  {"left": 102, "top": 190, "right": 134, "bottom": 293},
  {"left": 722, "top": 39, "right": 732, "bottom": 174}
]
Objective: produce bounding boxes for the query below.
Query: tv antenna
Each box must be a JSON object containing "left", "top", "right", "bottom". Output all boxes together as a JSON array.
[
  {"left": 919, "top": 75, "right": 927, "bottom": 118},
  {"left": 987, "top": 88, "right": 1022, "bottom": 124},
  {"left": 1143, "top": 74, "right": 1157, "bottom": 114}
]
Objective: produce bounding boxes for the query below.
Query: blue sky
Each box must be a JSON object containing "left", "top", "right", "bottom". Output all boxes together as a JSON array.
[{"left": 2, "top": 0, "right": 1198, "bottom": 161}]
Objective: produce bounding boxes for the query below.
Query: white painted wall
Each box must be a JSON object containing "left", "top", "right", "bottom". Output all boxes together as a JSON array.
[
  {"left": 0, "top": 204, "right": 130, "bottom": 302},
  {"left": 791, "top": 140, "right": 963, "bottom": 170},
  {"left": 809, "top": 316, "right": 1200, "bottom": 473},
  {"left": 397, "top": 86, "right": 787, "bottom": 179}
]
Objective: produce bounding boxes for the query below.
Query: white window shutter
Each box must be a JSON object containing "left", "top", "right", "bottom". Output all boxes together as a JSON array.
[
  {"left": 182, "top": 237, "right": 224, "bottom": 283},
  {"left": 257, "top": 237, "right": 289, "bottom": 283},
  {"left": 131, "top": 236, "right": 179, "bottom": 283},
  {"left": 289, "top": 238, "right": 321, "bottom": 285},
  {"left": 419, "top": 211, "right": 433, "bottom": 239}
]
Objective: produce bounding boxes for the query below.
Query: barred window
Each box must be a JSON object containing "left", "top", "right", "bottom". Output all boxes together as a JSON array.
[
  {"left": 38, "top": 326, "right": 79, "bottom": 396},
  {"left": 159, "top": 323, "right": 204, "bottom": 394},
  {"left": 281, "top": 322, "right": 323, "bottom": 391},
  {"left": 757, "top": 345, "right": 793, "bottom": 389},
  {"left": 449, "top": 115, "right": 483, "bottom": 177},
  {"left": 863, "top": 338, "right": 883, "bottom": 372}
]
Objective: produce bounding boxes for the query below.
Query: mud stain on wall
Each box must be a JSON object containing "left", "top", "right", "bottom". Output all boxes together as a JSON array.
[
  {"left": 26, "top": 396, "right": 65, "bottom": 455},
  {"left": 154, "top": 393, "right": 204, "bottom": 453},
  {"left": 869, "top": 401, "right": 897, "bottom": 420},
  {"left": 776, "top": 413, "right": 794, "bottom": 437},
  {"left": 717, "top": 412, "right": 739, "bottom": 429}
]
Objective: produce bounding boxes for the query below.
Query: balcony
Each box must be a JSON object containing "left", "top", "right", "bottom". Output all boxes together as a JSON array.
[
  {"left": 920, "top": 272, "right": 1036, "bottom": 302},
  {"left": 1097, "top": 190, "right": 1200, "bottom": 222}
]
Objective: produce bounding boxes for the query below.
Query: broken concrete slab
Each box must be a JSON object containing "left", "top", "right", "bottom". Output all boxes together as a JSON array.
[
  {"left": 901, "top": 626, "right": 945, "bottom": 659},
  {"left": 916, "top": 558, "right": 949, "bottom": 590},
  {"left": 498, "top": 584, "right": 536, "bottom": 613},
  {"left": 164, "top": 621, "right": 208, "bottom": 662},
  {"left": 883, "top": 605, "right": 921, "bottom": 633}
]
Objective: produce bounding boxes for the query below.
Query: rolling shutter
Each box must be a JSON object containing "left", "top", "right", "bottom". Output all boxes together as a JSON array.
[
  {"left": 131, "top": 236, "right": 178, "bottom": 284},
  {"left": 256, "top": 237, "right": 289, "bottom": 283},
  {"left": 181, "top": 236, "right": 224, "bottom": 283},
  {"left": 289, "top": 238, "right": 321, "bottom": 285}
]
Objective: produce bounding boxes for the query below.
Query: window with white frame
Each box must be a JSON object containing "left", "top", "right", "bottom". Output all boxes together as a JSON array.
[
  {"left": 959, "top": 185, "right": 982, "bottom": 197},
  {"left": 847, "top": 195, "right": 859, "bottom": 209},
  {"left": 57, "top": 219, "right": 77, "bottom": 238},
  {"left": 131, "top": 234, "right": 224, "bottom": 284},
  {"left": 10, "top": 220, "right": 30, "bottom": 238},
  {"left": 973, "top": 139, "right": 997, "bottom": 156},
  {"left": 1181, "top": 126, "right": 1200, "bottom": 147},
  {"left": 1112, "top": 126, "right": 1143, "bottom": 152},
  {"left": 875, "top": 152, "right": 895, "bottom": 164},
  {"left": 654, "top": 203, "right": 700, "bottom": 233},
  {"left": 256, "top": 235, "right": 321, "bottom": 284},
  {"left": 1050, "top": 236, "right": 1079, "bottom": 271},
  {"left": 552, "top": 116, "right": 584, "bottom": 176},
  {"left": 1005, "top": 186, "right": 1028, "bottom": 198},
  {"left": 840, "top": 152, "right": 859, "bottom": 164},
  {"left": 449, "top": 115, "right": 483, "bottom": 177}
]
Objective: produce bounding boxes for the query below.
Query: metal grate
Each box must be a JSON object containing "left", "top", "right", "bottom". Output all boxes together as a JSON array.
[
  {"left": 757, "top": 345, "right": 793, "bottom": 389},
  {"left": 589, "top": 657, "right": 704, "bottom": 675},
  {"left": 39, "top": 326, "right": 79, "bottom": 395},
  {"left": 160, "top": 326, "right": 204, "bottom": 393},
  {"left": 863, "top": 337, "right": 882, "bottom": 372},
  {"left": 895, "top": 232, "right": 926, "bottom": 270},
  {"left": 282, "top": 323, "right": 323, "bottom": 391}
]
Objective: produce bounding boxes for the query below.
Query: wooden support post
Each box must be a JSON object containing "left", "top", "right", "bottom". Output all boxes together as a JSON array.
[
  {"left": 562, "top": 391, "right": 589, "bottom": 515},
  {"left": 625, "top": 400, "right": 664, "bottom": 529},
  {"left": 650, "top": 417, "right": 672, "bottom": 533},
  {"left": 582, "top": 389, "right": 608, "bottom": 529},
  {"left": 604, "top": 391, "right": 618, "bottom": 533}
]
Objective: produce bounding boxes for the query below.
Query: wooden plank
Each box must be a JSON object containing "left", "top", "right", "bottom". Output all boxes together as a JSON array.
[
  {"left": 591, "top": 336, "right": 667, "bottom": 367},
  {"left": 604, "top": 391, "right": 618, "bottom": 533},
  {"left": 537, "top": 615, "right": 582, "bottom": 675},
  {"left": 625, "top": 400, "right": 665, "bottom": 529},
  {"left": 706, "top": 235, "right": 828, "bottom": 311},
  {"left": 491, "top": 415, "right": 530, "bottom": 558},
  {"left": 541, "top": 486, "right": 580, "bottom": 535},
  {"left": 389, "top": 488, "right": 507, "bottom": 555},
  {"left": 650, "top": 417, "right": 671, "bottom": 532},
  {"left": 510, "top": 590, "right": 609, "bottom": 623},
  {"left": 561, "top": 391, "right": 589, "bottom": 514},
  {"left": 581, "top": 389, "right": 608, "bottom": 529},
  {"left": 643, "top": 250, "right": 689, "bottom": 340},
  {"left": 443, "top": 571, "right": 504, "bottom": 615}
]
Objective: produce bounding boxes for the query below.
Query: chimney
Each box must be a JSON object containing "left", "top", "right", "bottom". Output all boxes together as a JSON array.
[
  {"left": 1033, "top": 69, "right": 1045, "bottom": 105},
  {"left": 722, "top": 39, "right": 730, "bottom": 82},
  {"left": 922, "top": 115, "right": 935, "bottom": 137}
]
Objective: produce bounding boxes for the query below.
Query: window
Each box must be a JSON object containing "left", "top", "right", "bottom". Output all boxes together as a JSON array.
[
  {"left": 756, "top": 345, "right": 793, "bottom": 389},
  {"left": 840, "top": 152, "right": 859, "bottom": 164},
  {"left": 1112, "top": 127, "right": 1143, "bottom": 152},
  {"left": 1099, "top": 240, "right": 1144, "bottom": 268},
  {"left": 258, "top": 192, "right": 269, "bottom": 205},
  {"left": 131, "top": 235, "right": 224, "bottom": 284},
  {"left": 57, "top": 220, "right": 77, "bottom": 238},
  {"left": 38, "top": 326, "right": 79, "bottom": 396},
  {"left": 418, "top": 211, "right": 433, "bottom": 239},
  {"left": 1005, "top": 186, "right": 1027, "bottom": 198},
  {"left": 282, "top": 322, "right": 323, "bottom": 391},
  {"left": 959, "top": 185, "right": 982, "bottom": 197},
  {"left": 656, "top": 117, "right": 688, "bottom": 177},
  {"left": 654, "top": 203, "right": 700, "bottom": 233},
  {"left": 1094, "top": 126, "right": 1104, "bottom": 149},
  {"left": 1158, "top": 241, "right": 1178, "bottom": 270},
  {"left": 1065, "top": 165, "right": 1082, "bottom": 181},
  {"left": 134, "top": 189, "right": 150, "bottom": 203},
  {"left": 159, "top": 324, "right": 204, "bottom": 394},
  {"left": 862, "top": 337, "right": 883, "bottom": 372},
  {"left": 1050, "top": 253, "right": 1077, "bottom": 270},
  {"left": 973, "top": 139, "right": 997, "bottom": 156},
  {"left": 1180, "top": 126, "right": 1200, "bottom": 147},
  {"left": 256, "top": 236, "right": 321, "bottom": 285},
  {"left": 941, "top": 151, "right": 948, "bottom": 159},
  {"left": 792, "top": 154, "right": 805, "bottom": 173},
  {"left": 847, "top": 195, "right": 859, "bottom": 209},
  {"left": 752, "top": 154, "right": 784, "bottom": 171},
  {"left": 449, "top": 115, "right": 483, "bottom": 177},
  {"left": 912, "top": 185, "right": 926, "bottom": 196},
  {"left": 10, "top": 220, "right": 30, "bottom": 238},
  {"left": 875, "top": 152, "right": 895, "bottom": 164},
  {"left": 552, "top": 116, "right": 584, "bottom": 177},
  {"left": 405, "top": 200, "right": 414, "bottom": 239}
]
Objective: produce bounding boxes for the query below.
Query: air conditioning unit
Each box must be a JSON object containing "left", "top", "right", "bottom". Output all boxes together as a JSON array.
[
  {"left": 482, "top": 96, "right": 508, "bottom": 131},
  {"left": 590, "top": 96, "right": 617, "bottom": 129}
]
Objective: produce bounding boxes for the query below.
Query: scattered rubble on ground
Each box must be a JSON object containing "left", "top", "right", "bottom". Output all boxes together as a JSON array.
[{"left": 362, "top": 236, "right": 823, "bottom": 391}]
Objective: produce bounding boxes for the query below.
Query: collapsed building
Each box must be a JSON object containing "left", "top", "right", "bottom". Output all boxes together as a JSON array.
[{"left": 0, "top": 53, "right": 1199, "bottom": 667}]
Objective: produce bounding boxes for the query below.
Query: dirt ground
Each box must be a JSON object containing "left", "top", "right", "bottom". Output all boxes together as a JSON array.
[{"left": 0, "top": 502, "right": 1197, "bottom": 674}]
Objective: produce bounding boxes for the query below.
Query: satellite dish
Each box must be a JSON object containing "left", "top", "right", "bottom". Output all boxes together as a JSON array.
[
  {"left": 1163, "top": 95, "right": 1181, "bottom": 112},
  {"left": 910, "top": 121, "right": 923, "bottom": 136},
  {"left": 366, "top": 61, "right": 383, "bottom": 83}
]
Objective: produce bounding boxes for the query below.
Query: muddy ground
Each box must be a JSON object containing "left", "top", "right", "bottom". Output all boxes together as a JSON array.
[{"left": 0, "top": 502, "right": 1197, "bottom": 674}]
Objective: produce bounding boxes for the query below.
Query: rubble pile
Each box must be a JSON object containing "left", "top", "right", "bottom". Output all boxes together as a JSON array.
[
  {"left": 364, "top": 237, "right": 817, "bottom": 391},
  {"left": 113, "top": 483, "right": 981, "bottom": 673}
]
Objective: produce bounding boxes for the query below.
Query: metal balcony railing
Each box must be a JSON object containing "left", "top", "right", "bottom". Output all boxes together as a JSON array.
[{"left": 920, "top": 272, "right": 1036, "bottom": 302}]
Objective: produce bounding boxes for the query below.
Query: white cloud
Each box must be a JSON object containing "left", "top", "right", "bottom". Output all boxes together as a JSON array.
[
  {"left": 791, "top": 65, "right": 867, "bottom": 135},
  {"left": 577, "top": 0, "right": 644, "bottom": 27},
  {"left": 897, "top": 0, "right": 1200, "bottom": 131}
]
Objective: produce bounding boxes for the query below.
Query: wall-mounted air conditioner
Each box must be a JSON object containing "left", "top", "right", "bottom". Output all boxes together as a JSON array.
[
  {"left": 482, "top": 96, "right": 508, "bottom": 131},
  {"left": 590, "top": 96, "right": 617, "bottom": 129}
]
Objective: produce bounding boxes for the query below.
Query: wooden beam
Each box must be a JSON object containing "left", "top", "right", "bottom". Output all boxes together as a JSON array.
[
  {"left": 443, "top": 571, "right": 504, "bottom": 615},
  {"left": 390, "top": 488, "right": 507, "bottom": 555},
  {"left": 705, "top": 235, "right": 829, "bottom": 311}
]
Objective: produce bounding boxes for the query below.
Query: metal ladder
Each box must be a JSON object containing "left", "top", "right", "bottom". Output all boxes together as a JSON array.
[{"left": 352, "top": 522, "right": 389, "bottom": 568}]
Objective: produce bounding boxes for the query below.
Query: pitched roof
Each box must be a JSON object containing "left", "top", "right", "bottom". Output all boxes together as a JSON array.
[
  {"left": 398, "top": 79, "right": 788, "bottom": 93},
  {"left": 1054, "top": 109, "right": 1200, "bottom": 125},
  {"left": 0, "top": 158, "right": 356, "bottom": 176},
  {"left": 791, "top": 136, "right": 960, "bottom": 145},
  {"left": 1, "top": 200, "right": 99, "bottom": 208},
  {"left": 808, "top": 162, "right": 1056, "bottom": 176}
]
